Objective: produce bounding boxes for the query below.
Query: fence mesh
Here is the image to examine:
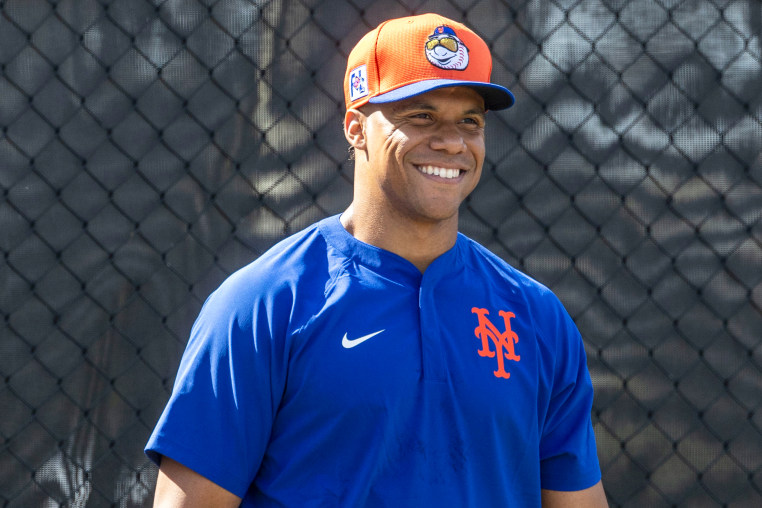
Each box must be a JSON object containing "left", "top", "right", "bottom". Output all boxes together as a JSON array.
[{"left": 1, "top": 0, "right": 761, "bottom": 506}]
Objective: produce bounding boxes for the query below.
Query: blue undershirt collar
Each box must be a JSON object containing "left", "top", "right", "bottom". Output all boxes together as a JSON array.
[{"left": 318, "top": 214, "right": 464, "bottom": 287}]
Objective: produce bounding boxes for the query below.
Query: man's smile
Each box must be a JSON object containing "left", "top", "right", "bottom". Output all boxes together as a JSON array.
[{"left": 414, "top": 164, "right": 465, "bottom": 179}]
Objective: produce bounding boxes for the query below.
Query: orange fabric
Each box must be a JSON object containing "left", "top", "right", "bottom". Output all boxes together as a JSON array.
[{"left": 344, "top": 13, "right": 494, "bottom": 109}]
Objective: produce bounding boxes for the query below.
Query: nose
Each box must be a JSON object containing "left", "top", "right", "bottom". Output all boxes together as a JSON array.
[{"left": 429, "top": 123, "right": 466, "bottom": 154}]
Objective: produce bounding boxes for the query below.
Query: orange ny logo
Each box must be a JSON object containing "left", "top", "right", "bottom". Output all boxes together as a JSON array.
[{"left": 471, "top": 307, "right": 520, "bottom": 379}]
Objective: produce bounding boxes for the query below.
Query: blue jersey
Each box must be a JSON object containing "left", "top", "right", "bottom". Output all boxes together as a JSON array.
[{"left": 146, "top": 215, "right": 601, "bottom": 506}]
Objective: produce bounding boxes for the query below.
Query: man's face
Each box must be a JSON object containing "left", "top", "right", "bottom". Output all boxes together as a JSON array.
[{"left": 356, "top": 86, "right": 486, "bottom": 226}]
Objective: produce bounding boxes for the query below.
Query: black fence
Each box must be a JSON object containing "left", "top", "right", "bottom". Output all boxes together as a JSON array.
[{"left": 2, "top": 0, "right": 761, "bottom": 506}]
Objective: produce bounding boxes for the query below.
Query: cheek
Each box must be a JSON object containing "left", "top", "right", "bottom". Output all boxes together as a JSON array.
[
  {"left": 381, "top": 130, "right": 411, "bottom": 161},
  {"left": 472, "top": 136, "right": 486, "bottom": 162}
]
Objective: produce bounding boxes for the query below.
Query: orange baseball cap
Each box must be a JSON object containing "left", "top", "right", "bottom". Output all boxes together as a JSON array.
[{"left": 344, "top": 13, "right": 514, "bottom": 111}]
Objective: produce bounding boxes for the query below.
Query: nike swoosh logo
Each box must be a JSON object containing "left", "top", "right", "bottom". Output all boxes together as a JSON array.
[{"left": 342, "top": 330, "right": 385, "bottom": 349}]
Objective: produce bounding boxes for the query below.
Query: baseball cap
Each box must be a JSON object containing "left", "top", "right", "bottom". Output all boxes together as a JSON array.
[{"left": 344, "top": 13, "right": 515, "bottom": 111}]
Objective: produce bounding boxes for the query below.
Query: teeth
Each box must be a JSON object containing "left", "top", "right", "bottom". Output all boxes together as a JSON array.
[{"left": 417, "top": 165, "right": 462, "bottom": 179}]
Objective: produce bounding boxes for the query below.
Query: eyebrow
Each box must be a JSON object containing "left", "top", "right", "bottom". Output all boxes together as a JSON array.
[{"left": 391, "top": 101, "right": 486, "bottom": 117}]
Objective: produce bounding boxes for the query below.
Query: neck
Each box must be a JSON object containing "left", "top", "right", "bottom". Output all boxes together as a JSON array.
[{"left": 340, "top": 203, "right": 459, "bottom": 273}]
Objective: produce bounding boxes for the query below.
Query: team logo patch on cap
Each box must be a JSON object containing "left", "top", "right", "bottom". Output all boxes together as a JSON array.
[
  {"left": 425, "top": 25, "right": 469, "bottom": 71},
  {"left": 349, "top": 64, "right": 368, "bottom": 102}
]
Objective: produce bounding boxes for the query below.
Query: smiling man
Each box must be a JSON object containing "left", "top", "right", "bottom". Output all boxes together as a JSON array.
[
  {"left": 147, "top": 13, "right": 608, "bottom": 507},
  {"left": 341, "top": 86, "right": 486, "bottom": 272}
]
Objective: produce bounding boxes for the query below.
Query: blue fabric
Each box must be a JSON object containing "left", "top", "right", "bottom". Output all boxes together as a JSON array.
[
  {"left": 146, "top": 215, "right": 601, "bottom": 506},
  {"left": 368, "top": 78, "right": 516, "bottom": 110}
]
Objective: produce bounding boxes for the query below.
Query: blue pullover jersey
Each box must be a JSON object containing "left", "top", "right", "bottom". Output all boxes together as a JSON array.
[{"left": 146, "top": 214, "right": 601, "bottom": 506}]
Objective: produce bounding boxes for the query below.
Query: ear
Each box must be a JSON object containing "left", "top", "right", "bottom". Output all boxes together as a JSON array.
[{"left": 344, "top": 108, "right": 367, "bottom": 152}]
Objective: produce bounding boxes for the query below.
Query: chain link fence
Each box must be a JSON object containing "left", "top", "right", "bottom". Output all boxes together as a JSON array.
[{"left": 1, "top": 0, "right": 761, "bottom": 506}]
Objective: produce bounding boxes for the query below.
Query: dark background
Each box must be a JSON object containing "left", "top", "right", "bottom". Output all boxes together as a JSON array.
[{"left": 1, "top": 0, "right": 761, "bottom": 506}]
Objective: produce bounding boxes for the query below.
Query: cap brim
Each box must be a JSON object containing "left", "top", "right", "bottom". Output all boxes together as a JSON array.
[{"left": 368, "top": 79, "right": 515, "bottom": 110}]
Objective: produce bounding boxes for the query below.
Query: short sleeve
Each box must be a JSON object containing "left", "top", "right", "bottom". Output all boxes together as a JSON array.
[
  {"left": 538, "top": 300, "right": 602, "bottom": 491},
  {"left": 145, "top": 270, "right": 288, "bottom": 498}
]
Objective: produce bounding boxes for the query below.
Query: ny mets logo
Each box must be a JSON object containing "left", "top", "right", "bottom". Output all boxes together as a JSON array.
[{"left": 472, "top": 307, "right": 520, "bottom": 379}]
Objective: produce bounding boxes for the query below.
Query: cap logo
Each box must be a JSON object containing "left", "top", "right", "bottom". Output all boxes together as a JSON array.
[
  {"left": 349, "top": 64, "right": 368, "bottom": 102},
  {"left": 424, "top": 25, "right": 469, "bottom": 71}
]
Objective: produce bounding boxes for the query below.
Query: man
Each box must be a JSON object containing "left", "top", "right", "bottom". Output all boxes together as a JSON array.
[{"left": 146, "top": 13, "right": 608, "bottom": 507}]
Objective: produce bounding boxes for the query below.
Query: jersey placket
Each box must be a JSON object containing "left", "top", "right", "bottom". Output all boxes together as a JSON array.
[{"left": 417, "top": 247, "right": 457, "bottom": 383}]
